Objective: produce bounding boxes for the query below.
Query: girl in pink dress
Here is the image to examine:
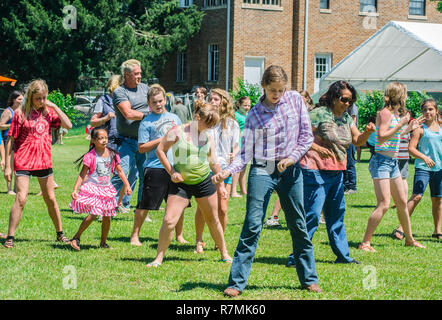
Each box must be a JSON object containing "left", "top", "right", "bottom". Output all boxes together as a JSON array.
[{"left": 69, "top": 128, "right": 132, "bottom": 250}]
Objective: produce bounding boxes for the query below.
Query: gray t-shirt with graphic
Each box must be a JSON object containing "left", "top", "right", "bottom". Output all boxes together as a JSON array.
[{"left": 113, "top": 83, "right": 149, "bottom": 138}]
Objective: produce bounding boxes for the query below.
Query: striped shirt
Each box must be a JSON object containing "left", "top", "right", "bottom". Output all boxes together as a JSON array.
[
  {"left": 375, "top": 113, "right": 400, "bottom": 157},
  {"left": 226, "top": 91, "right": 313, "bottom": 175},
  {"left": 397, "top": 133, "right": 410, "bottom": 160}
]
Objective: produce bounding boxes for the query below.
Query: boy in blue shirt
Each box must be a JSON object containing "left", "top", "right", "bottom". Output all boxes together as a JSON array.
[{"left": 130, "top": 85, "right": 187, "bottom": 246}]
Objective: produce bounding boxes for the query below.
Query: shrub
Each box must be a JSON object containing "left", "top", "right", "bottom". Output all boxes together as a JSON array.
[
  {"left": 229, "top": 78, "right": 262, "bottom": 107},
  {"left": 47, "top": 90, "right": 84, "bottom": 127}
]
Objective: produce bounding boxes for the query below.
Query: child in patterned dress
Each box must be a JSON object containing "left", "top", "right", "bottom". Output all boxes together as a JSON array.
[{"left": 69, "top": 127, "right": 132, "bottom": 250}]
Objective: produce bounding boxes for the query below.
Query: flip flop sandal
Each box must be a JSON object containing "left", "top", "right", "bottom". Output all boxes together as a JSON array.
[
  {"left": 70, "top": 238, "right": 81, "bottom": 251},
  {"left": 358, "top": 243, "right": 376, "bottom": 252},
  {"left": 4, "top": 237, "right": 14, "bottom": 248},
  {"left": 220, "top": 258, "right": 233, "bottom": 263},
  {"left": 146, "top": 262, "right": 161, "bottom": 268},
  {"left": 431, "top": 233, "right": 442, "bottom": 240},
  {"left": 392, "top": 229, "right": 405, "bottom": 240},
  {"left": 57, "top": 233, "right": 71, "bottom": 243}
]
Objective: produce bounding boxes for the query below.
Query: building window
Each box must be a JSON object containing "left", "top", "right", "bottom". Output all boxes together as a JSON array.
[
  {"left": 204, "top": 0, "right": 227, "bottom": 7},
  {"left": 314, "top": 53, "right": 331, "bottom": 93},
  {"left": 176, "top": 53, "right": 187, "bottom": 82},
  {"left": 360, "top": 0, "right": 377, "bottom": 12},
  {"left": 208, "top": 44, "right": 219, "bottom": 82},
  {"left": 179, "top": 0, "right": 193, "bottom": 7},
  {"left": 243, "top": 0, "right": 281, "bottom": 5},
  {"left": 409, "top": 0, "right": 425, "bottom": 15},
  {"left": 320, "top": 0, "right": 330, "bottom": 9}
]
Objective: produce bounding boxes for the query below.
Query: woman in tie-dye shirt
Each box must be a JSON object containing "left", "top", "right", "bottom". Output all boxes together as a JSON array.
[{"left": 3, "top": 79, "right": 72, "bottom": 249}]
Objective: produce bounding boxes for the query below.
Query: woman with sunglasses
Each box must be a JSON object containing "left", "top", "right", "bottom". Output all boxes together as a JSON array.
[{"left": 298, "top": 80, "right": 375, "bottom": 263}]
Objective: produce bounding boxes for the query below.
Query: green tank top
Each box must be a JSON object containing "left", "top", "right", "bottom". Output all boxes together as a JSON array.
[
  {"left": 415, "top": 124, "right": 442, "bottom": 172},
  {"left": 172, "top": 126, "right": 211, "bottom": 185}
]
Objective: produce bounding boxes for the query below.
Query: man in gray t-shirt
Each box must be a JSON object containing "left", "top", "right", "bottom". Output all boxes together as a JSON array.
[
  {"left": 110, "top": 59, "right": 149, "bottom": 211},
  {"left": 113, "top": 83, "right": 150, "bottom": 138}
]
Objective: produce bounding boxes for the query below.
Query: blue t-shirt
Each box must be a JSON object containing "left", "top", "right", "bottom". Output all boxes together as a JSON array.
[{"left": 138, "top": 111, "right": 181, "bottom": 169}]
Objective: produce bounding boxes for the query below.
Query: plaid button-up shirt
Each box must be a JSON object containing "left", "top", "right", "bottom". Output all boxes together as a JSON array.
[{"left": 226, "top": 90, "right": 313, "bottom": 175}]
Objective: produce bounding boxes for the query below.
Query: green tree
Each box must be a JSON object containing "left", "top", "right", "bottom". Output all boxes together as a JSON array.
[{"left": 0, "top": 0, "right": 203, "bottom": 94}]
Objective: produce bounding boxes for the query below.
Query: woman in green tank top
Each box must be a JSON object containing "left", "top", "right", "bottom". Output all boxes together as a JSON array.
[{"left": 147, "top": 101, "right": 232, "bottom": 267}]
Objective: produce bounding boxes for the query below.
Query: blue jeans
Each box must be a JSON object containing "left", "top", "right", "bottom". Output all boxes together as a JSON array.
[
  {"left": 303, "top": 169, "right": 354, "bottom": 263},
  {"left": 111, "top": 136, "right": 146, "bottom": 206},
  {"left": 227, "top": 164, "right": 318, "bottom": 291},
  {"left": 343, "top": 144, "right": 357, "bottom": 191}
]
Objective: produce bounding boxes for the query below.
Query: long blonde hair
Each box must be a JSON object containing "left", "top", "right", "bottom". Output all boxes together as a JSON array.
[
  {"left": 22, "top": 79, "right": 49, "bottom": 119},
  {"left": 384, "top": 82, "right": 407, "bottom": 115},
  {"left": 210, "top": 88, "right": 234, "bottom": 129},
  {"left": 106, "top": 75, "right": 122, "bottom": 94}
]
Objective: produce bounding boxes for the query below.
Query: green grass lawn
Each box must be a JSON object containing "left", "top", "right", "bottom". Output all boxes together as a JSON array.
[{"left": 0, "top": 133, "right": 440, "bottom": 300}]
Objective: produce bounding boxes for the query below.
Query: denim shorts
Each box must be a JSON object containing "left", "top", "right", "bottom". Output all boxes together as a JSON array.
[
  {"left": 369, "top": 153, "right": 401, "bottom": 180},
  {"left": 398, "top": 159, "right": 409, "bottom": 179},
  {"left": 412, "top": 168, "right": 442, "bottom": 198}
]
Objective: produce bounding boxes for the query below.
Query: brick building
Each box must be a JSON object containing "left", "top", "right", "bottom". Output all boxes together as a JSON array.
[{"left": 158, "top": 0, "right": 442, "bottom": 94}]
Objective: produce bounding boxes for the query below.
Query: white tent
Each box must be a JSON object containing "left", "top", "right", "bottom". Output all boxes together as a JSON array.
[{"left": 319, "top": 21, "right": 442, "bottom": 92}]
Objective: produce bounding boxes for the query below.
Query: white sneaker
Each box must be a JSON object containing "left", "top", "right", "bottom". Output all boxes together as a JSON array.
[
  {"left": 265, "top": 216, "right": 281, "bottom": 227},
  {"left": 145, "top": 215, "right": 152, "bottom": 223},
  {"left": 116, "top": 204, "right": 130, "bottom": 214},
  {"left": 319, "top": 214, "right": 326, "bottom": 224}
]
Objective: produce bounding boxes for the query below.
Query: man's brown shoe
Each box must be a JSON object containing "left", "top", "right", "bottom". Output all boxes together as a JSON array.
[
  {"left": 223, "top": 288, "right": 241, "bottom": 297},
  {"left": 302, "top": 284, "right": 322, "bottom": 293}
]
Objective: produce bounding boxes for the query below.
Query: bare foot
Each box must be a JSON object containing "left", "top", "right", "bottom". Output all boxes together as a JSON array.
[
  {"left": 194, "top": 241, "right": 204, "bottom": 254},
  {"left": 36, "top": 191, "right": 43, "bottom": 196},
  {"left": 176, "top": 237, "right": 189, "bottom": 244},
  {"left": 7, "top": 191, "right": 16, "bottom": 196},
  {"left": 130, "top": 238, "right": 143, "bottom": 246},
  {"left": 231, "top": 193, "right": 242, "bottom": 198},
  {"left": 146, "top": 261, "right": 161, "bottom": 268}
]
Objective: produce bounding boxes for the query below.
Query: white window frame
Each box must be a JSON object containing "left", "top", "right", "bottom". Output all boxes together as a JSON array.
[
  {"left": 208, "top": 44, "right": 219, "bottom": 82},
  {"left": 176, "top": 52, "right": 187, "bottom": 82},
  {"left": 409, "top": 0, "right": 425, "bottom": 16},
  {"left": 314, "top": 53, "right": 331, "bottom": 93}
]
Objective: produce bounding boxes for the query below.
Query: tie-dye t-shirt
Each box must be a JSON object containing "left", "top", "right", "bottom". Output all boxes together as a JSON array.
[
  {"left": 9, "top": 108, "right": 61, "bottom": 171},
  {"left": 299, "top": 106, "right": 353, "bottom": 171}
]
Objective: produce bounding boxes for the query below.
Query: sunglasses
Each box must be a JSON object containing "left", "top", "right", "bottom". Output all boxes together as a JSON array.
[{"left": 338, "top": 96, "right": 353, "bottom": 104}]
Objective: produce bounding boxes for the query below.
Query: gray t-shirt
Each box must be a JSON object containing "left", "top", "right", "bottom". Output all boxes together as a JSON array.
[
  {"left": 113, "top": 83, "right": 149, "bottom": 138},
  {"left": 347, "top": 103, "right": 358, "bottom": 127},
  {"left": 170, "top": 103, "right": 190, "bottom": 124}
]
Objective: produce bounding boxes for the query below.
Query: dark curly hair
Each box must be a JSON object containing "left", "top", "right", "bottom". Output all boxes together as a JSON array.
[{"left": 318, "top": 81, "right": 357, "bottom": 110}]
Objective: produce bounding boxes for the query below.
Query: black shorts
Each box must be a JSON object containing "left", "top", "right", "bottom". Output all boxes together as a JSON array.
[
  {"left": 168, "top": 173, "right": 216, "bottom": 200},
  {"left": 137, "top": 168, "right": 171, "bottom": 210},
  {"left": 15, "top": 168, "right": 53, "bottom": 178}
]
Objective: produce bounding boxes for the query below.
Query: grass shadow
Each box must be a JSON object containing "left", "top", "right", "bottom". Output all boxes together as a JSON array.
[
  {"left": 178, "top": 281, "right": 303, "bottom": 293},
  {"left": 350, "top": 205, "right": 376, "bottom": 209},
  {"left": 49, "top": 243, "right": 96, "bottom": 251},
  {"left": 148, "top": 242, "right": 195, "bottom": 252},
  {"left": 347, "top": 240, "right": 387, "bottom": 249},
  {"left": 120, "top": 256, "right": 199, "bottom": 264},
  {"left": 107, "top": 236, "right": 157, "bottom": 243}
]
